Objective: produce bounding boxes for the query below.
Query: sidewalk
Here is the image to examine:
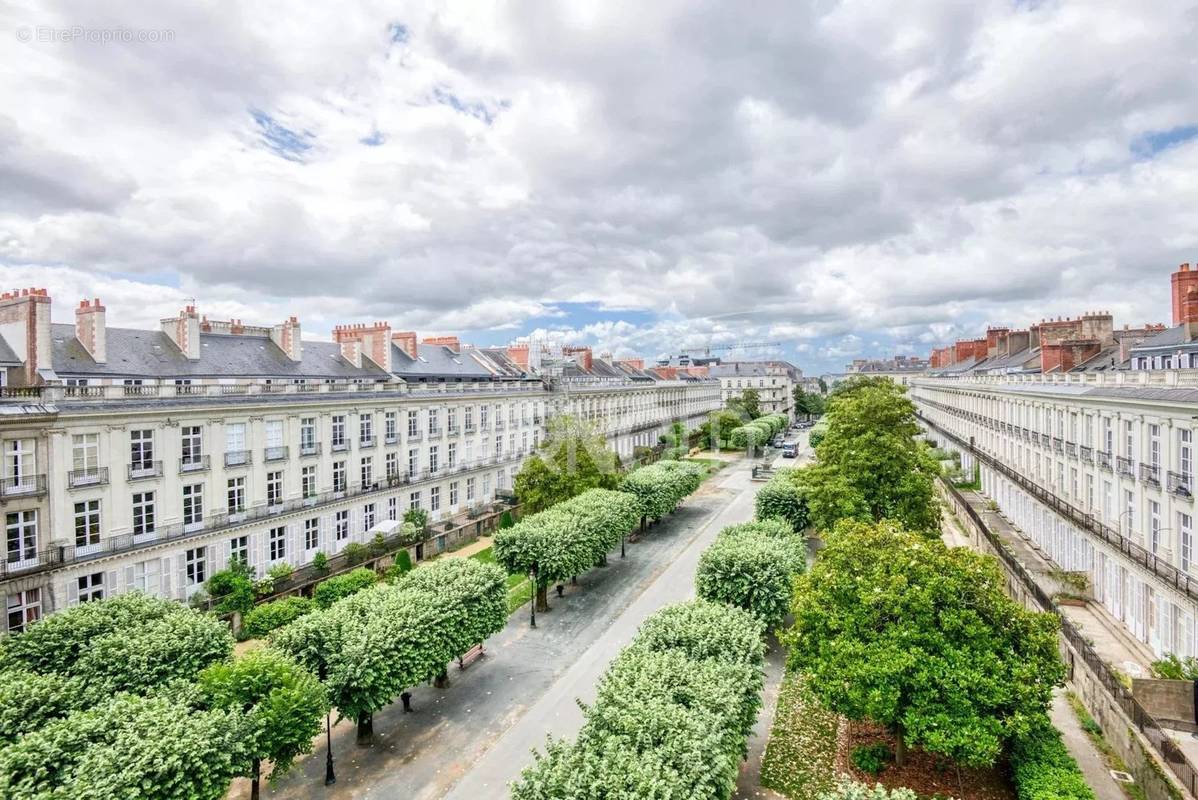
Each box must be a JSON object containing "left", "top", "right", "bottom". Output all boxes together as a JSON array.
[{"left": 1050, "top": 690, "right": 1126, "bottom": 800}]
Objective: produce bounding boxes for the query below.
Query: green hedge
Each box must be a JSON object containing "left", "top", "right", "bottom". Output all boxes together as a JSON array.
[
  {"left": 618, "top": 461, "right": 703, "bottom": 522},
  {"left": 1009, "top": 715, "right": 1095, "bottom": 800},
  {"left": 695, "top": 521, "right": 806, "bottom": 629},
  {"left": 241, "top": 596, "right": 315, "bottom": 640},
  {"left": 511, "top": 600, "right": 765, "bottom": 799},
  {"left": 313, "top": 567, "right": 377, "bottom": 609},
  {"left": 730, "top": 425, "right": 768, "bottom": 449},
  {"left": 755, "top": 469, "right": 810, "bottom": 533}
]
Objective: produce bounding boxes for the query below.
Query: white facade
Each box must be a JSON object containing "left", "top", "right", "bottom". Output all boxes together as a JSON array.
[
  {"left": 712, "top": 361, "right": 800, "bottom": 419},
  {"left": 558, "top": 380, "right": 722, "bottom": 459},
  {"left": 911, "top": 372, "right": 1198, "bottom": 659}
]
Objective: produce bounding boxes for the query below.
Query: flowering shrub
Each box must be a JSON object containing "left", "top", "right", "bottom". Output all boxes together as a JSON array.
[{"left": 819, "top": 778, "right": 927, "bottom": 800}]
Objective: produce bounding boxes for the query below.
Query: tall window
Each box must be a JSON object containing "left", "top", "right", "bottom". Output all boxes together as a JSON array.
[
  {"left": 74, "top": 500, "right": 101, "bottom": 549},
  {"left": 3, "top": 439, "right": 35, "bottom": 488},
  {"left": 130, "top": 429, "right": 154, "bottom": 472},
  {"left": 229, "top": 535, "right": 249, "bottom": 566},
  {"left": 1124, "top": 420, "right": 1135, "bottom": 461},
  {"left": 408, "top": 410, "right": 419, "bottom": 437},
  {"left": 6, "top": 588, "right": 41, "bottom": 633},
  {"left": 495, "top": 435, "right": 503, "bottom": 457},
  {"left": 385, "top": 452, "right": 398, "bottom": 479},
  {"left": 133, "top": 491, "right": 155, "bottom": 536},
  {"left": 1150, "top": 500, "right": 1162, "bottom": 554},
  {"left": 302, "top": 465, "right": 317, "bottom": 498},
  {"left": 428, "top": 409, "right": 439, "bottom": 434},
  {"left": 335, "top": 510, "right": 349, "bottom": 541},
  {"left": 429, "top": 445, "right": 439, "bottom": 473},
  {"left": 385, "top": 411, "right": 397, "bottom": 441},
  {"left": 448, "top": 442, "right": 457, "bottom": 468},
  {"left": 225, "top": 422, "right": 247, "bottom": 460},
  {"left": 465, "top": 439, "right": 474, "bottom": 464},
  {"left": 1182, "top": 512, "right": 1194, "bottom": 573},
  {"left": 465, "top": 406, "right": 474, "bottom": 429},
  {"left": 5, "top": 510, "right": 37, "bottom": 564},
  {"left": 480, "top": 406, "right": 489, "bottom": 428},
  {"left": 331, "top": 415, "right": 346, "bottom": 448},
  {"left": 301, "top": 417, "right": 317, "bottom": 453},
  {"left": 131, "top": 559, "right": 160, "bottom": 594},
  {"left": 304, "top": 518, "right": 320, "bottom": 551},
  {"left": 450, "top": 481, "right": 459, "bottom": 506},
  {"left": 361, "top": 457, "right": 373, "bottom": 487},
  {"left": 448, "top": 408, "right": 457, "bottom": 431},
  {"left": 265, "top": 420, "right": 284, "bottom": 451},
  {"left": 185, "top": 547, "right": 207, "bottom": 585},
  {"left": 360, "top": 414, "right": 374, "bottom": 445},
  {"left": 409, "top": 490, "right": 422, "bottom": 510},
  {"left": 1124, "top": 489, "right": 1134, "bottom": 534},
  {"left": 77, "top": 572, "right": 104, "bottom": 603},
  {"left": 266, "top": 471, "right": 283, "bottom": 507},
  {"left": 408, "top": 449, "right": 418, "bottom": 477},
  {"left": 182, "top": 426, "right": 203, "bottom": 465},
  {"left": 466, "top": 476, "right": 476, "bottom": 501},
  {"left": 1182, "top": 429, "right": 1193, "bottom": 491},
  {"left": 183, "top": 484, "right": 204, "bottom": 528},
  {"left": 388, "top": 496, "right": 398, "bottom": 520},
  {"left": 430, "top": 486, "right": 441, "bottom": 512},
  {"left": 1103, "top": 417, "right": 1113, "bottom": 454},
  {"left": 363, "top": 503, "right": 376, "bottom": 530},
  {"left": 268, "top": 527, "right": 287, "bottom": 562},
  {"left": 72, "top": 433, "right": 100, "bottom": 479},
  {"left": 1150, "top": 423, "right": 1161, "bottom": 468},
  {"left": 227, "top": 477, "right": 246, "bottom": 513},
  {"left": 333, "top": 461, "right": 347, "bottom": 493}
]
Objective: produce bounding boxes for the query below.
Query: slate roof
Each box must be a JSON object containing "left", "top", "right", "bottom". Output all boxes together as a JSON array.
[
  {"left": 1128, "top": 324, "right": 1188, "bottom": 352},
  {"left": 708, "top": 362, "right": 769, "bottom": 378}
]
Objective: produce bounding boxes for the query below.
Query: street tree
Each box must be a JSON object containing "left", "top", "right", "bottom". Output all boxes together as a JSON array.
[
  {"left": 198, "top": 648, "right": 328, "bottom": 800},
  {"left": 515, "top": 416, "right": 620, "bottom": 513},
  {"left": 785, "top": 520, "right": 1064, "bottom": 767},
  {"left": 727, "top": 387, "right": 762, "bottom": 419}
]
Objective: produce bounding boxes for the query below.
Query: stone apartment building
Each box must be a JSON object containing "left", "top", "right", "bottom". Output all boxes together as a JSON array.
[
  {"left": 0, "top": 290, "right": 720, "bottom": 631},
  {"left": 708, "top": 360, "right": 802, "bottom": 419}
]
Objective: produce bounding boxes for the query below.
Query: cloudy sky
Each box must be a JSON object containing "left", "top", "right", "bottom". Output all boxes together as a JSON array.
[{"left": 3, "top": 1, "right": 1198, "bottom": 374}]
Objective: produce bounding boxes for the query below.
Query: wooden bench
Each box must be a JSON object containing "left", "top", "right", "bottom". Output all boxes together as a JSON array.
[{"left": 458, "top": 643, "right": 485, "bottom": 671}]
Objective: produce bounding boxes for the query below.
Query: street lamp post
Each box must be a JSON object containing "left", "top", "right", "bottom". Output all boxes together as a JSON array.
[
  {"left": 324, "top": 711, "right": 336, "bottom": 785},
  {"left": 529, "top": 564, "right": 537, "bottom": 628}
]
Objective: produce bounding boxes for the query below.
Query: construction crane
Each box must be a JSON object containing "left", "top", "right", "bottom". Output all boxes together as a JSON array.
[{"left": 698, "top": 341, "right": 782, "bottom": 357}]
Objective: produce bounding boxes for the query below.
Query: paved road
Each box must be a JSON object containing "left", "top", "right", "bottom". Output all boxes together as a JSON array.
[
  {"left": 446, "top": 459, "right": 761, "bottom": 799},
  {"left": 244, "top": 455, "right": 764, "bottom": 800}
]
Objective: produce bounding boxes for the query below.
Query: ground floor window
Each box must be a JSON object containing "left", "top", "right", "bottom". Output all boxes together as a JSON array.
[
  {"left": 77, "top": 572, "right": 104, "bottom": 603},
  {"left": 6, "top": 588, "right": 41, "bottom": 632}
]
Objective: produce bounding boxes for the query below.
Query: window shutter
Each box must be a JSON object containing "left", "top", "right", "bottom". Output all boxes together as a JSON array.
[
  {"left": 255, "top": 532, "right": 267, "bottom": 573},
  {"left": 159, "top": 557, "right": 172, "bottom": 599},
  {"left": 105, "top": 570, "right": 118, "bottom": 598},
  {"left": 66, "top": 576, "right": 79, "bottom": 606},
  {"left": 175, "top": 555, "right": 187, "bottom": 600},
  {"left": 124, "top": 565, "right": 136, "bottom": 593}
]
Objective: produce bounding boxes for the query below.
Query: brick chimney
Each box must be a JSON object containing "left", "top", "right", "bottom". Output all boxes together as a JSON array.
[
  {"left": 422, "top": 335, "right": 460, "bottom": 353},
  {"left": 985, "top": 327, "right": 1010, "bottom": 359},
  {"left": 1080, "top": 311, "right": 1115, "bottom": 345},
  {"left": 271, "top": 316, "right": 302, "bottom": 362},
  {"left": 1005, "top": 329, "right": 1031, "bottom": 357},
  {"left": 162, "top": 305, "right": 201, "bottom": 360},
  {"left": 563, "top": 345, "right": 593, "bottom": 372},
  {"left": 1172, "top": 263, "right": 1198, "bottom": 326},
  {"left": 618, "top": 358, "right": 645, "bottom": 370},
  {"left": 0, "top": 287, "right": 52, "bottom": 385},
  {"left": 75, "top": 298, "right": 106, "bottom": 364},
  {"left": 333, "top": 322, "right": 392, "bottom": 371},
  {"left": 392, "top": 331, "right": 418, "bottom": 359},
  {"left": 506, "top": 343, "right": 530, "bottom": 369}
]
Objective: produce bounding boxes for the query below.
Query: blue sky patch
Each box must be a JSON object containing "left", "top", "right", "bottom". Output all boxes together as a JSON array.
[
  {"left": 249, "top": 109, "right": 315, "bottom": 162},
  {"left": 1132, "top": 125, "right": 1198, "bottom": 159},
  {"left": 360, "top": 129, "right": 386, "bottom": 146},
  {"left": 389, "top": 23, "right": 409, "bottom": 44},
  {"left": 432, "top": 87, "right": 501, "bottom": 125}
]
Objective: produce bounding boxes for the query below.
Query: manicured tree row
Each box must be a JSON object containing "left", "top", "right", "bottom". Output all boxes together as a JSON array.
[
  {"left": 0, "top": 593, "right": 233, "bottom": 740},
  {"left": 730, "top": 424, "right": 768, "bottom": 449},
  {"left": 1008, "top": 715, "right": 1095, "bottom": 800},
  {"left": 270, "top": 556, "right": 507, "bottom": 745},
  {"left": 511, "top": 601, "right": 765, "bottom": 799},
  {"left": 313, "top": 567, "right": 378, "bottom": 609},
  {"left": 618, "top": 460, "right": 704, "bottom": 526},
  {"left": 0, "top": 692, "right": 249, "bottom": 800},
  {"left": 754, "top": 468, "right": 810, "bottom": 533},
  {"left": 695, "top": 520, "right": 806, "bottom": 630},
  {"left": 494, "top": 488, "right": 641, "bottom": 611}
]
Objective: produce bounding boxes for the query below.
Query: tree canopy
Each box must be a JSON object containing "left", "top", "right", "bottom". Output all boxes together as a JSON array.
[
  {"left": 797, "top": 378, "right": 940, "bottom": 535},
  {"left": 784, "top": 520, "right": 1064, "bottom": 767},
  {"left": 727, "top": 388, "right": 762, "bottom": 420},
  {"left": 696, "top": 520, "right": 806, "bottom": 630},
  {"left": 515, "top": 416, "right": 620, "bottom": 513}
]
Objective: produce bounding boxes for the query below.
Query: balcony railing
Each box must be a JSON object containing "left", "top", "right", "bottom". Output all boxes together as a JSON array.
[
  {"left": 330, "top": 440, "right": 348, "bottom": 452},
  {"left": 359, "top": 437, "right": 375, "bottom": 449},
  {"left": 494, "top": 421, "right": 505, "bottom": 431},
  {"left": 407, "top": 432, "right": 423, "bottom": 443},
  {"left": 1064, "top": 442, "right": 1077, "bottom": 458},
  {"left": 264, "top": 445, "right": 289, "bottom": 462},
  {"left": 428, "top": 428, "right": 442, "bottom": 438},
  {"left": 224, "top": 450, "right": 251, "bottom": 468},
  {"left": 1052, "top": 437, "right": 1064, "bottom": 455},
  {"left": 180, "top": 455, "right": 211, "bottom": 473},
  {"left": 1168, "top": 471, "right": 1193, "bottom": 499},
  {"left": 1079, "top": 445, "right": 1093, "bottom": 463},
  {"left": 464, "top": 424, "right": 476, "bottom": 434},
  {"left": 1097, "top": 451, "right": 1113, "bottom": 471},
  {"left": 384, "top": 435, "right": 398, "bottom": 445},
  {"left": 299, "top": 442, "right": 321, "bottom": 457},
  {"left": 447, "top": 426, "right": 460, "bottom": 436},
  {"left": 128, "top": 461, "right": 163, "bottom": 481},
  {"left": 1140, "top": 463, "right": 1161, "bottom": 487},
  {"left": 67, "top": 467, "right": 108, "bottom": 489},
  {"left": 1116, "top": 456, "right": 1135, "bottom": 478},
  {"left": 1, "top": 474, "right": 47, "bottom": 498}
]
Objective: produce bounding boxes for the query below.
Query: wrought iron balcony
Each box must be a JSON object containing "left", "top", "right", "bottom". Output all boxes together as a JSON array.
[
  {"left": 1064, "top": 442, "right": 1077, "bottom": 458},
  {"left": 299, "top": 442, "right": 321, "bottom": 457},
  {"left": 1, "top": 474, "right": 47, "bottom": 498},
  {"left": 1139, "top": 463, "right": 1161, "bottom": 487},
  {"left": 128, "top": 461, "right": 163, "bottom": 481},
  {"left": 1097, "top": 451, "right": 1113, "bottom": 471},
  {"left": 224, "top": 450, "right": 251, "bottom": 468},
  {"left": 330, "top": 440, "right": 349, "bottom": 452},
  {"left": 1116, "top": 456, "right": 1135, "bottom": 478},
  {"left": 1052, "top": 437, "right": 1064, "bottom": 455},
  {"left": 180, "top": 455, "right": 211, "bottom": 473},
  {"left": 1079, "top": 445, "right": 1093, "bottom": 463},
  {"left": 1168, "top": 471, "right": 1193, "bottom": 499},
  {"left": 358, "top": 437, "right": 376, "bottom": 449},
  {"left": 264, "top": 445, "right": 290, "bottom": 462},
  {"left": 67, "top": 467, "right": 109, "bottom": 489}
]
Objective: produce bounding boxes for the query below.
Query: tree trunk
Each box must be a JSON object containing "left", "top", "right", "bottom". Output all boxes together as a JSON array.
[
  {"left": 251, "top": 758, "right": 261, "bottom": 800},
  {"left": 535, "top": 583, "right": 549, "bottom": 612},
  {"left": 434, "top": 669, "right": 449, "bottom": 689},
  {"left": 356, "top": 711, "right": 374, "bottom": 746},
  {"left": 894, "top": 723, "right": 907, "bottom": 767},
  {"left": 640, "top": 515, "right": 647, "bottom": 532},
  {"left": 599, "top": 554, "right": 607, "bottom": 566}
]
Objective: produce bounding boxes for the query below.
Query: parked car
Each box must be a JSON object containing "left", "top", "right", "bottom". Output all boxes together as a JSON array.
[
  {"left": 772, "top": 436, "right": 784, "bottom": 448},
  {"left": 782, "top": 442, "right": 798, "bottom": 458}
]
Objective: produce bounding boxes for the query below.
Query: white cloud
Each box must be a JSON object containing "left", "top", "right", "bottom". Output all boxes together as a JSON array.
[{"left": 2, "top": 0, "right": 1198, "bottom": 373}]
